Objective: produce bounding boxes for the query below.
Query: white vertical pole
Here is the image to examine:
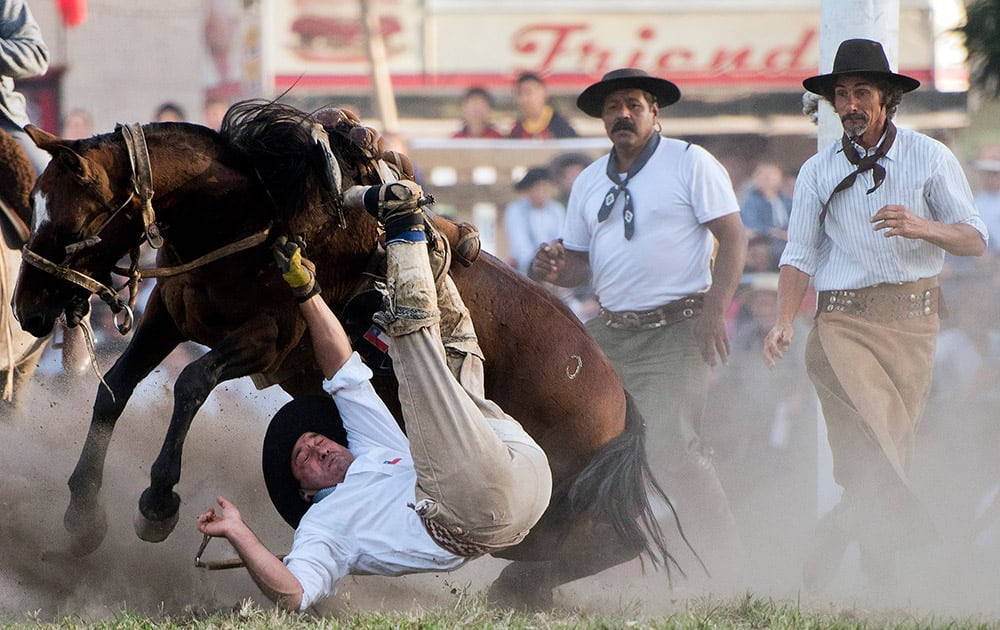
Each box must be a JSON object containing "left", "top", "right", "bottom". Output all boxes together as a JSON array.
[
  {"left": 814, "top": 0, "right": 900, "bottom": 517},
  {"left": 817, "top": 0, "right": 901, "bottom": 148}
]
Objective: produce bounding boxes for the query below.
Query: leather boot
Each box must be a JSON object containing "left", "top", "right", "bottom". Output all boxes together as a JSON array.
[{"left": 802, "top": 508, "right": 851, "bottom": 594}]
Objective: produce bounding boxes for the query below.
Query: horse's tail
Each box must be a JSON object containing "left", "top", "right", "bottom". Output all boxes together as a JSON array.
[{"left": 561, "top": 390, "right": 701, "bottom": 582}]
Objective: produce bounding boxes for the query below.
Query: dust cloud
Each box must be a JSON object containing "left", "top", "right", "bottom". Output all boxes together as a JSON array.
[
  {"left": 2, "top": 315, "right": 1000, "bottom": 623},
  {"left": 0, "top": 343, "right": 504, "bottom": 623},
  {"left": 0, "top": 344, "right": 293, "bottom": 621}
]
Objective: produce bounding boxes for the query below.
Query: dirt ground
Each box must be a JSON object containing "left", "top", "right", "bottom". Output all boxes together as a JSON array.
[
  {"left": 2, "top": 344, "right": 1000, "bottom": 623},
  {"left": 0, "top": 346, "right": 518, "bottom": 622}
]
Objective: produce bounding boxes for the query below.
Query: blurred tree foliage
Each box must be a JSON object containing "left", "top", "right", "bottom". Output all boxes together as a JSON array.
[{"left": 957, "top": 0, "right": 1000, "bottom": 98}]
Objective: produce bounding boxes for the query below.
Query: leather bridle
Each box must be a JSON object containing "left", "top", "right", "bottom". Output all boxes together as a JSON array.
[{"left": 20, "top": 123, "right": 269, "bottom": 336}]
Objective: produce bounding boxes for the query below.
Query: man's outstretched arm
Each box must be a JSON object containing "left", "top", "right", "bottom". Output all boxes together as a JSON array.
[{"left": 197, "top": 497, "right": 304, "bottom": 611}]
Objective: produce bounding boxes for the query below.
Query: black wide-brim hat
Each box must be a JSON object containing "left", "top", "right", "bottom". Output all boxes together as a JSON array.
[
  {"left": 802, "top": 38, "right": 920, "bottom": 95},
  {"left": 262, "top": 395, "right": 348, "bottom": 528},
  {"left": 576, "top": 68, "right": 681, "bottom": 118}
]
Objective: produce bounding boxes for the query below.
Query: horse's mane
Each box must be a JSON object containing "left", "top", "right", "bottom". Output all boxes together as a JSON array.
[
  {"left": 0, "top": 128, "right": 35, "bottom": 224},
  {"left": 219, "top": 100, "right": 380, "bottom": 226}
]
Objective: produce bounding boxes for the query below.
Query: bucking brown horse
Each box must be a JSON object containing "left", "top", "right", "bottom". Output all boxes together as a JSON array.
[{"left": 12, "top": 101, "right": 688, "bottom": 608}]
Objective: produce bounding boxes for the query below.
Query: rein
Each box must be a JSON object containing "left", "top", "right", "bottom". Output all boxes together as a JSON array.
[
  {"left": 111, "top": 228, "right": 270, "bottom": 279},
  {"left": 21, "top": 246, "right": 135, "bottom": 334}
]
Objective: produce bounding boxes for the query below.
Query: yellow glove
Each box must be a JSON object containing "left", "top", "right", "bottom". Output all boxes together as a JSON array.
[{"left": 272, "top": 236, "right": 320, "bottom": 302}]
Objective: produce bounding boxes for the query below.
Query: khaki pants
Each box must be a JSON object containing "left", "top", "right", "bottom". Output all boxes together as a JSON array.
[
  {"left": 806, "top": 311, "right": 940, "bottom": 549},
  {"left": 377, "top": 241, "right": 551, "bottom": 547}
]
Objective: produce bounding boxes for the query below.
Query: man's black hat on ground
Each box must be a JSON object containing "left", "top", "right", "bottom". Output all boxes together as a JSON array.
[
  {"left": 576, "top": 68, "right": 681, "bottom": 117},
  {"left": 802, "top": 38, "right": 920, "bottom": 96},
  {"left": 262, "top": 395, "right": 348, "bottom": 527}
]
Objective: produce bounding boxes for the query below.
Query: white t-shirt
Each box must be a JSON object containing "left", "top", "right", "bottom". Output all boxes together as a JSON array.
[
  {"left": 561, "top": 137, "right": 740, "bottom": 311},
  {"left": 283, "top": 353, "right": 464, "bottom": 610}
]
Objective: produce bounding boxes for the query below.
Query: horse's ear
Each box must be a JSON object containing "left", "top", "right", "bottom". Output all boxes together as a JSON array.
[
  {"left": 24, "top": 125, "right": 62, "bottom": 152},
  {"left": 25, "top": 125, "right": 93, "bottom": 181}
]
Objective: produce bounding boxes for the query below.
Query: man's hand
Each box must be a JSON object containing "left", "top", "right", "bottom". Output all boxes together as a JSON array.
[
  {"left": 198, "top": 496, "right": 245, "bottom": 539},
  {"left": 871, "top": 204, "right": 925, "bottom": 240},
  {"left": 272, "top": 236, "right": 321, "bottom": 302},
  {"left": 693, "top": 308, "right": 730, "bottom": 367},
  {"left": 529, "top": 239, "right": 566, "bottom": 283},
  {"left": 872, "top": 203, "right": 986, "bottom": 257},
  {"left": 197, "top": 496, "right": 306, "bottom": 611},
  {"left": 763, "top": 322, "right": 794, "bottom": 370}
]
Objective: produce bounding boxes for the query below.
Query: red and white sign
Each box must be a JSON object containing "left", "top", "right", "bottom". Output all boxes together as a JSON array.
[{"left": 264, "top": 1, "right": 960, "bottom": 94}]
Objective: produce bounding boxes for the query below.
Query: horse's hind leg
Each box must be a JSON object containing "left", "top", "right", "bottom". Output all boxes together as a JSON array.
[
  {"left": 134, "top": 321, "right": 283, "bottom": 542},
  {"left": 63, "top": 294, "right": 182, "bottom": 556},
  {"left": 488, "top": 514, "right": 647, "bottom": 609}
]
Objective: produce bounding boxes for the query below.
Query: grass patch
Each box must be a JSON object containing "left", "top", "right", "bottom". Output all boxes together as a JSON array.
[{"left": 2, "top": 593, "right": 998, "bottom": 629}]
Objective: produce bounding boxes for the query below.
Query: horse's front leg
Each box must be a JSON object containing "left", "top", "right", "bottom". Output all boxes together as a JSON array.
[
  {"left": 134, "top": 321, "right": 284, "bottom": 542},
  {"left": 62, "top": 293, "right": 182, "bottom": 556}
]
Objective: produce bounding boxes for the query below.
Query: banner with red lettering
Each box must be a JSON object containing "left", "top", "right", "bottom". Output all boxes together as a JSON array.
[{"left": 269, "top": 3, "right": 949, "bottom": 94}]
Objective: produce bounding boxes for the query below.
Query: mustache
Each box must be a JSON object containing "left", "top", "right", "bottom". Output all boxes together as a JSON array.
[
  {"left": 841, "top": 113, "right": 868, "bottom": 124},
  {"left": 612, "top": 119, "right": 637, "bottom": 133}
]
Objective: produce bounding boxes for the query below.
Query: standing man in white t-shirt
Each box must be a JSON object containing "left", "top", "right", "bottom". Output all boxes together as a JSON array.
[{"left": 530, "top": 67, "right": 747, "bottom": 586}]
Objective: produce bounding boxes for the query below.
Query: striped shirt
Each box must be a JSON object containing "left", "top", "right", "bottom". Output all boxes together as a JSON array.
[{"left": 781, "top": 126, "right": 988, "bottom": 291}]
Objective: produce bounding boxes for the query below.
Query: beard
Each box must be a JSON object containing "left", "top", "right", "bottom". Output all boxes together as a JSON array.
[{"left": 841, "top": 113, "right": 869, "bottom": 140}]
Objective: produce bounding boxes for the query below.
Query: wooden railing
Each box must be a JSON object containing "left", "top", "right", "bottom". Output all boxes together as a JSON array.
[{"left": 407, "top": 137, "right": 611, "bottom": 257}]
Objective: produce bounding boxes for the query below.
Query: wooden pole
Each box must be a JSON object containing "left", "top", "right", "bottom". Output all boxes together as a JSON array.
[{"left": 360, "top": 0, "right": 400, "bottom": 134}]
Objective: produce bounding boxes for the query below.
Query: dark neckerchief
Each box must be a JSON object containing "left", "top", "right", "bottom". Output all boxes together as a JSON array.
[
  {"left": 819, "top": 121, "right": 897, "bottom": 225},
  {"left": 598, "top": 133, "right": 661, "bottom": 240}
]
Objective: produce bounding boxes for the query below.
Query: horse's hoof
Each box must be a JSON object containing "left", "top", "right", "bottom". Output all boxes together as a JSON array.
[
  {"left": 487, "top": 562, "right": 554, "bottom": 610},
  {"left": 134, "top": 505, "right": 180, "bottom": 542},
  {"left": 134, "top": 489, "right": 181, "bottom": 542},
  {"left": 62, "top": 503, "right": 108, "bottom": 556}
]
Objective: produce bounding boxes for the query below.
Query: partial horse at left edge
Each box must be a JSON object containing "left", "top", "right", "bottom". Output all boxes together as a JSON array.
[{"left": 0, "top": 128, "right": 52, "bottom": 411}]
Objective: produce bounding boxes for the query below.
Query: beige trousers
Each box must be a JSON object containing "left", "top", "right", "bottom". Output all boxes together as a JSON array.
[
  {"left": 806, "top": 311, "right": 940, "bottom": 549},
  {"left": 376, "top": 241, "right": 551, "bottom": 547}
]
